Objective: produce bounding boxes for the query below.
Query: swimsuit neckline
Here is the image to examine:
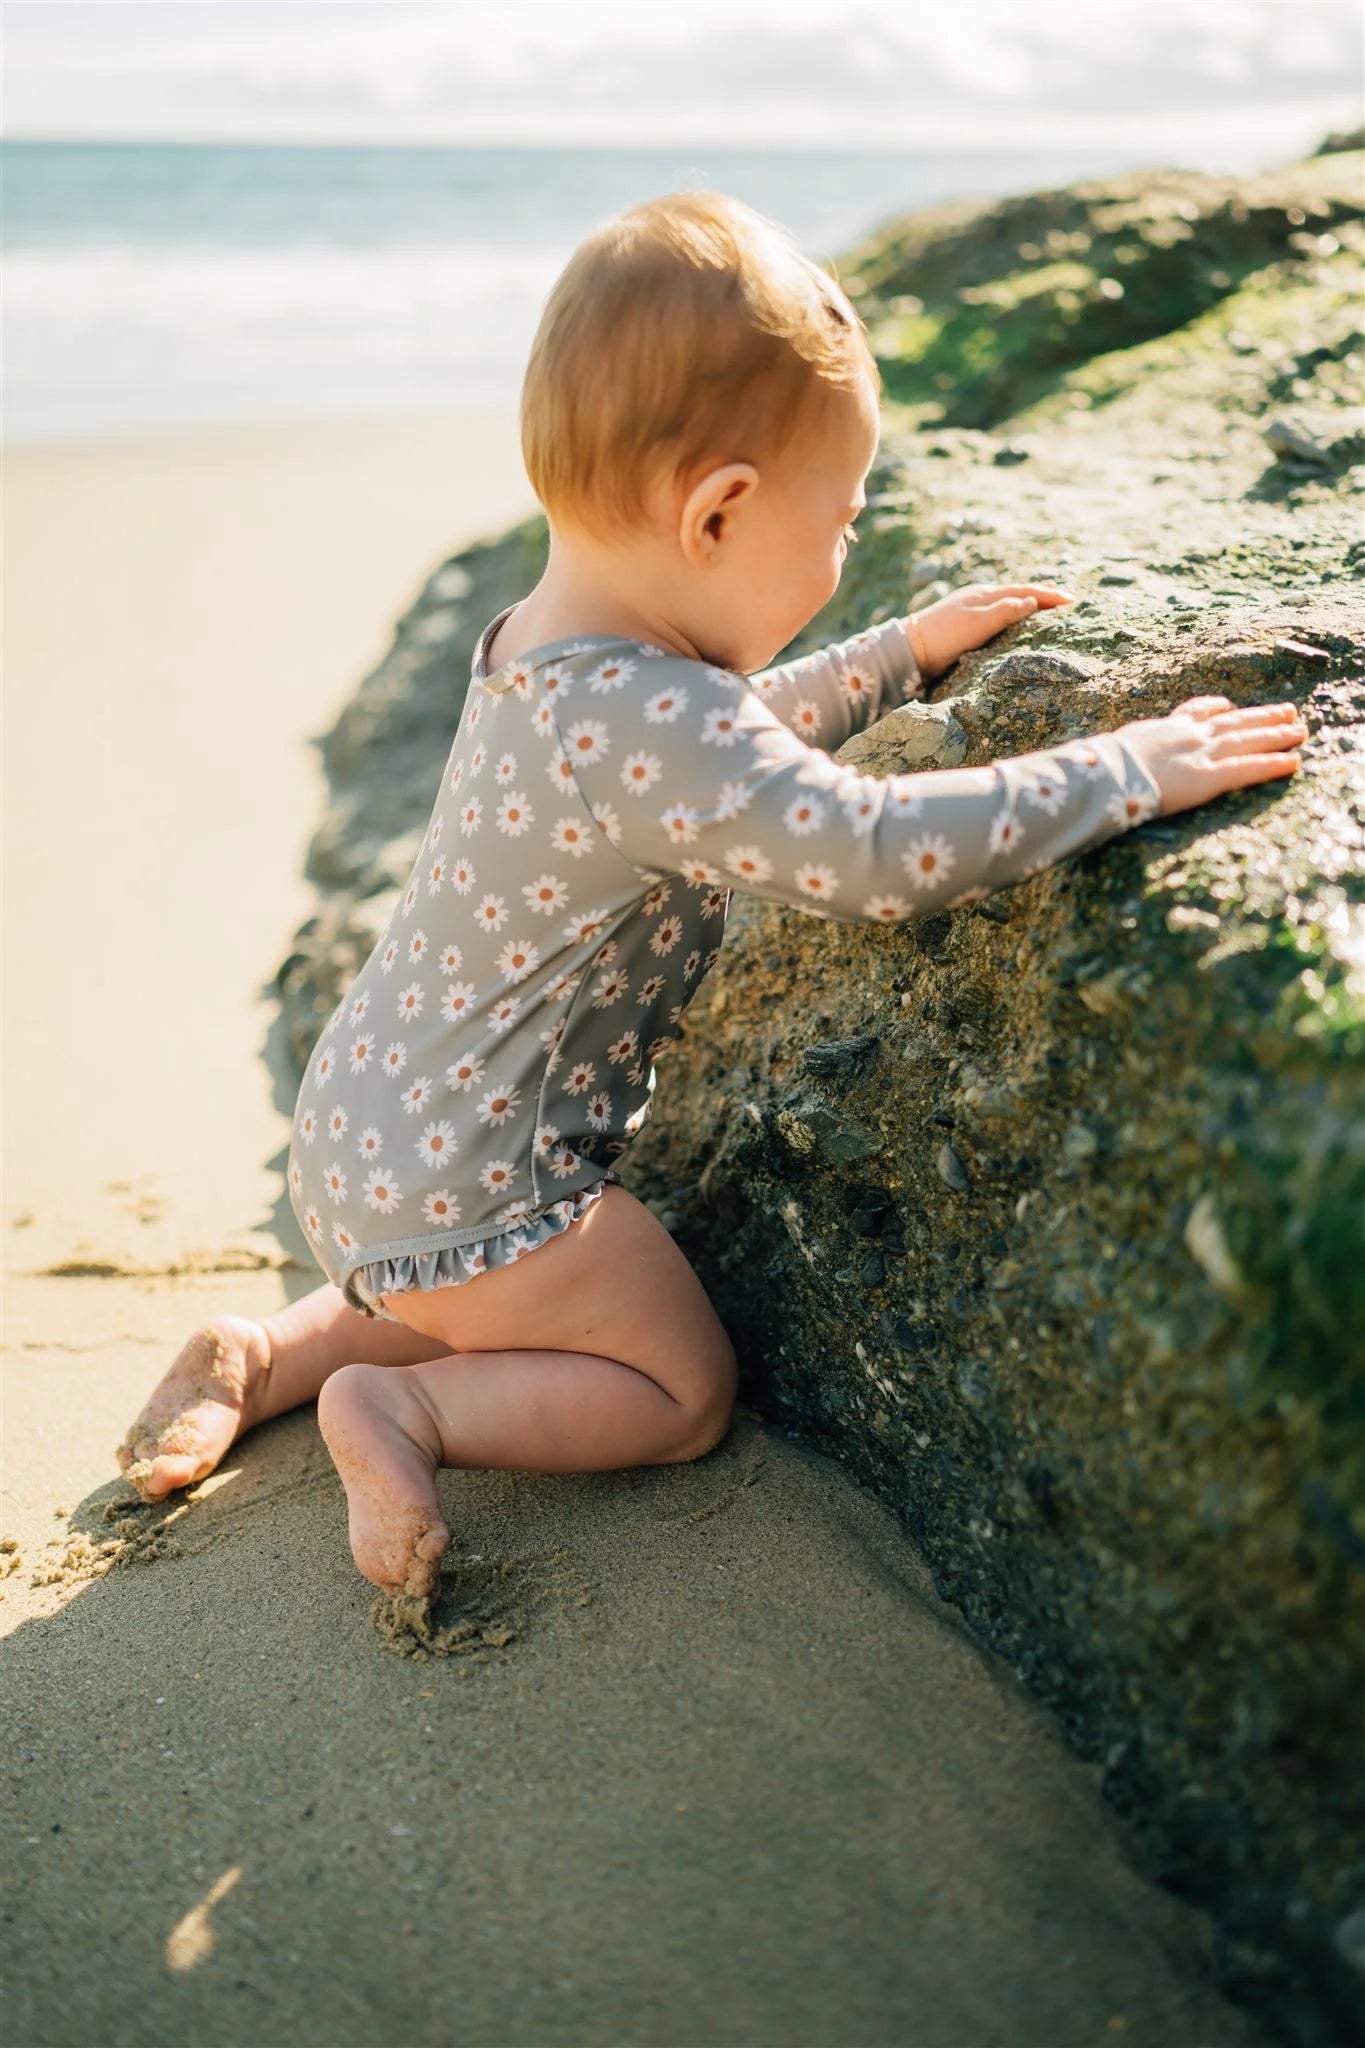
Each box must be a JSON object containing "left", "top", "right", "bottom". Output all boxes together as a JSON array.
[{"left": 472, "top": 601, "right": 657, "bottom": 682}]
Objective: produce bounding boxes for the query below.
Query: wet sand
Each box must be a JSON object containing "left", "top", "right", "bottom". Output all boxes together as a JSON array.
[{"left": 1, "top": 412, "right": 1264, "bottom": 2046}]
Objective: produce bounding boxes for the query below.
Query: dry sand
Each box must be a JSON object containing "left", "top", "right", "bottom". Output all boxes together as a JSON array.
[{"left": 1, "top": 413, "right": 1264, "bottom": 2047}]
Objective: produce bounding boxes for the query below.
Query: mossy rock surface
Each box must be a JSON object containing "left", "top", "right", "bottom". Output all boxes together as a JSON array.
[{"left": 276, "top": 147, "right": 1365, "bottom": 2047}]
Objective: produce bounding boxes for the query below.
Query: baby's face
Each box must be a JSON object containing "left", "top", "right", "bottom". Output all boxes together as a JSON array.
[{"left": 700, "top": 375, "right": 881, "bottom": 673}]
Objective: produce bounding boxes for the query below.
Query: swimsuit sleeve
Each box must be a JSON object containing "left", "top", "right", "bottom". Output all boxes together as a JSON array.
[
  {"left": 561, "top": 651, "right": 1164, "bottom": 921},
  {"left": 744, "top": 615, "right": 924, "bottom": 747}
]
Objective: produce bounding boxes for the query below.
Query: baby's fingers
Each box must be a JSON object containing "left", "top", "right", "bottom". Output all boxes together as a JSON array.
[{"left": 1205, "top": 716, "right": 1307, "bottom": 758}]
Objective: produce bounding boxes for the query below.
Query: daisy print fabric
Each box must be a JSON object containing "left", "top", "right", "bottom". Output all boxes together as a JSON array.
[{"left": 288, "top": 600, "right": 1161, "bottom": 1315}]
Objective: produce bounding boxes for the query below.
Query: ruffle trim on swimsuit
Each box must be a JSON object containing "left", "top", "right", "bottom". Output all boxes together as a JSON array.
[{"left": 348, "top": 1174, "right": 618, "bottom": 1320}]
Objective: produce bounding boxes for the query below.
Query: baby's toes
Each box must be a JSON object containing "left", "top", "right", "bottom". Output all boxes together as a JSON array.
[{"left": 404, "top": 1520, "right": 450, "bottom": 1599}]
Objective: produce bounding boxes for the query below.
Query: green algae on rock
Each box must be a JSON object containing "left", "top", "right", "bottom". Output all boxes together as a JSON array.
[{"left": 275, "top": 145, "right": 1364, "bottom": 2047}]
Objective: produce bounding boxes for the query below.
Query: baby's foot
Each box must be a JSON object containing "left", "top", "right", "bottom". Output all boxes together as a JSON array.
[
  {"left": 116, "top": 1316, "right": 272, "bottom": 1502},
  {"left": 316, "top": 1365, "right": 449, "bottom": 1598}
]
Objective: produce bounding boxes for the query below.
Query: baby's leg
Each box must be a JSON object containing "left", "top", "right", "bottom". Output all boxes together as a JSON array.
[
  {"left": 316, "top": 1185, "right": 738, "bottom": 1597},
  {"left": 116, "top": 1282, "right": 452, "bottom": 1503}
]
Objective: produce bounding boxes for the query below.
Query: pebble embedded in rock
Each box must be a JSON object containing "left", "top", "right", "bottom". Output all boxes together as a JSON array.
[{"left": 936, "top": 1142, "right": 969, "bottom": 1190}]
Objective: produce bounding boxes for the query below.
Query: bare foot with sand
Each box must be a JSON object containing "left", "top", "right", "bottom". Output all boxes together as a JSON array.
[
  {"left": 115, "top": 1316, "right": 273, "bottom": 1502},
  {"left": 315, "top": 1363, "right": 450, "bottom": 1598}
]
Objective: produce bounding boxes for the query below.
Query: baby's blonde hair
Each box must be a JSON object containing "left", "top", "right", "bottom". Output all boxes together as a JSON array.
[{"left": 520, "top": 189, "right": 879, "bottom": 545}]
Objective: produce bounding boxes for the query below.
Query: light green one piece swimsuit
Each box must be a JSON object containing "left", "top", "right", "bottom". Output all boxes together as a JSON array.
[{"left": 287, "top": 603, "right": 1160, "bottom": 1318}]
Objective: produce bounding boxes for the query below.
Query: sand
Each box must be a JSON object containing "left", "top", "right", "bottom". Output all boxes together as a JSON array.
[{"left": 1, "top": 411, "right": 1265, "bottom": 2047}]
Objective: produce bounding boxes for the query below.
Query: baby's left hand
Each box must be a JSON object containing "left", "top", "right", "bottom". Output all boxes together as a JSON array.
[{"left": 904, "top": 582, "right": 1075, "bottom": 680}]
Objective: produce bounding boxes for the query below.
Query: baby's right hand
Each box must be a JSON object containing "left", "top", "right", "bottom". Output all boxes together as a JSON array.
[{"left": 1117, "top": 694, "right": 1308, "bottom": 818}]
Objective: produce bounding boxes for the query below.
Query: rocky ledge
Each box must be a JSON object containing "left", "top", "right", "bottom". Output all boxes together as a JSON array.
[{"left": 276, "top": 142, "right": 1365, "bottom": 2046}]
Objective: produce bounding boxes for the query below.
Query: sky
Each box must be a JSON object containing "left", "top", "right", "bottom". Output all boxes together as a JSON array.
[{"left": 4, "top": 0, "right": 1361, "bottom": 155}]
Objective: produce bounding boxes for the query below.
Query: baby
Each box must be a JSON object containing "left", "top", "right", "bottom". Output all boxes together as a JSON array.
[{"left": 117, "top": 190, "right": 1306, "bottom": 1600}]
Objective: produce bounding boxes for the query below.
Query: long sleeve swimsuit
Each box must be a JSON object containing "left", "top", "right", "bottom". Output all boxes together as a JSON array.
[{"left": 287, "top": 602, "right": 1162, "bottom": 1317}]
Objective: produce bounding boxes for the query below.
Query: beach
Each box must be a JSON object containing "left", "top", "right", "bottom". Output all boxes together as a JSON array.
[{"left": 0, "top": 410, "right": 1266, "bottom": 2046}]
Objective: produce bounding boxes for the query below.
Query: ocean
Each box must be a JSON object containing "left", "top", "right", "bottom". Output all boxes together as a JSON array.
[{"left": 1, "top": 138, "right": 1241, "bottom": 444}]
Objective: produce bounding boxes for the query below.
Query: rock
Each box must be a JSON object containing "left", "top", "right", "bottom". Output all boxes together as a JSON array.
[
  {"left": 1263, "top": 414, "right": 1333, "bottom": 467},
  {"left": 802, "top": 1032, "right": 880, "bottom": 1083},
  {"left": 276, "top": 143, "right": 1365, "bottom": 2048}
]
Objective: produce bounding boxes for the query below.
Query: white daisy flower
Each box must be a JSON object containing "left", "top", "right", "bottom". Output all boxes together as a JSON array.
[
  {"left": 714, "top": 779, "right": 752, "bottom": 822},
  {"left": 642, "top": 880, "right": 672, "bottom": 914},
  {"left": 650, "top": 914, "right": 684, "bottom": 956},
  {"left": 427, "top": 854, "right": 448, "bottom": 894},
  {"left": 701, "top": 887, "right": 728, "bottom": 920},
  {"left": 841, "top": 789, "right": 880, "bottom": 838},
  {"left": 468, "top": 698, "right": 483, "bottom": 728},
  {"left": 593, "top": 939, "right": 619, "bottom": 968},
  {"left": 682, "top": 949, "right": 703, "bottom": 980},
  {"left": 497, "top": 937, "right": 540, "bottom": 984},
  {"left": 587, "top": 654, "right": 636, "bottom": 694},
  {"left": 407, "top": 929, "right": 428, "bottom": 963},
  {"left": 423, "top": 1189, "right": 460, "bottom": 1227},
  {"left": 620, "top": 750, "right": 662, "bottom": 795},
  {"left": 459, "top": 798, "right": 483, "bottom": 837},
  {"left": 429, "top": 815, "right": 443, "bottom": 843},
  {"left": 416, "top": 1120, "right": 458, "bottom": 1167},
  {"left": 505, "top": 662, "right": 535, "bottom": 701},
  {"left": 397, "top": 981, "right": 424, "bottom": 1023},
  {"left": 839, "top": 663, "right": 874, "bottom": 708},
  {"left": 592, "top": 967, "right": 630, "bottom": 1008},
  {"left": 402, "top": 880, "right": 419, "bottom": 918},
  {"left": 439, "top": 981, "right": 477, "bottom": 1024},
  {"left": 680, "top": 858, "right": 721, "bottom": 887},
  {"left": 660, "top": 802, "right": 700, "bottom": 846},
  {"left": 348, "top": 1033, "right": 376, "bottom": 1076},
  {"left": 902, "top": 834, "right": 958, "bottom": 889},
  {"left": 591, "top": 800, "right": 622, "bottom": 843},
  {"left": 445, "top": 1052, "right": 485, "bottom": 1093},
  {"left": 478, "top": 1159, "right": 517, "bottom": 1196},
  {"left": 564, "top": 908, "right": 609, "bottom": 944},
  {"left": 469, "top": 742, "right": 488, "bottom": 778},
  {"left": 289, "top": 1158, "right": 303, "bottom": 1198},
  {"left": 539, "top": 1016, "right": 567, "bottom": 1060},
  {"left": 624, "top": 1099, "right": 653, "bottom": 1135},
  {"left": 541, "top": 660, "right": 571, "bottom": 702},
  {"left": 327, "top": 1103, "right": 350, "bottom": 1142},
  {"left": 749, "top": 670, "right": 780, "bottom": 698},
  {"left": 400, "top": 1077, "right": 433, "bottom": 1115},
  {"left": 1077, "top": 747, "right": 1111, "bottom": 780},
  {"left": 636, "top": 974, "right": 666, "bottom": 1005},
  {"left": 547, "top": 1143, "right": 581, "bottom": 1179},
  {"left": 551, "top": 817, "right": 592, "bottom": 858},
  {"left": 477, "top": 1083, "right": 521, "bottom": 1127},
  {"left": 436, "top": 942, "right": 463, "bottom": 975},
  {"left": 783, "top": 795, "right": 825, "bottom": 836},
  {"left": 625, "top": 1061, "right": 646, "bottom": 1086},
  {"left": 796, "top": 862, "right": 839, "bottom": 901},
  {"left": 1107, "top": 787, "right": 1160, "bottom": 827},
  {"left": 474, "top": 893, "right": 508, "bottom": 934},
  {"left": 607, "top": 1029, "right": 639, "bottom": 1065},
  {"left": 357, "top": 1126, "right": 383, "bottom": 1158},
  {"left": 523, "top": 872, "right": 568, "bottom": 916},
  {"left": 496, "top": 791, "right": 533, "bottom": 836},
  {"left": 885, "top": 778, "right": 925, "bottom": 818},
  {"left": 565, "top": 719, "right": 610, "bottom": 766},
  {"left": 791, "top": 699, "right": 822, "bottom": 738},
  {"left": 302, "top": 1205, "right": 324, "bottom": 1247},
  {"left": 362, "top": 1167, "right": 402, "bottom": 1214},
  {"left": 449, "top": 760, "right": 464, "bottom": 793},
  {"left": 701, "top": 706, "right": 740, "bottom": 746},
  {"left": 988, "top": 810, "right": 1025, "bottom": 855},
  {"left": 488, "top": 995, "right": 521, "bottom": 1034},
  {"left": 644, "top": 686, "right": 688, "bottom": 724},
  {"left": 322, "top": 1161, "right": 347, "bottom": 1205},
  {"left": 348, "top": 989, "right": 371, "bottom": 1024},
  {"left": 297, "top": 1107, "right": 319, "bottom": 1146},
  {"left": 380, "top": 1041, "right": 408, "bottom": 1079},
  {"left": 533, "top": 1122, "right": 561, "bottom": 1156},
  {"left": 1022, "top": 770, "right": 1068, "bottom": 817},
  {"left": 587, "top": 1090, "right": 612, "bottom": 1131},
  {"left": 864, "top": 894, "right": 911, "bottom": 922},
  {"left": 546, "top": 747, "right": 577, "bottom": 793},
  {"left": 562, "top": 1060, "right": 596, "bottom": 1096},
  {"left": 379, "top": 940, "right": 400, "bottom": 975},
  {"left": 724, "top": 844, "right": 773, "bottom": 884},
  {"left": 531, "top": 701, "right": 557, "bottom": 739},
  {"left": 449, "top": 857, "right": 477, "bottom": 895},
  {"left": 705, "top": 947, "right": 723, "bottom": 969},
  {"left": 313, "top": 1043, "right": 337, "bottom": 1090},
  {"left": 495, "top": 751, "right": 518, "bottom": 784}
]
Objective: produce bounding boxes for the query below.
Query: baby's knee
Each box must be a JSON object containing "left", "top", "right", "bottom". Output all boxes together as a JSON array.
[{"left": 660, "top": 1342, "right": 738, "bottom": 1463}]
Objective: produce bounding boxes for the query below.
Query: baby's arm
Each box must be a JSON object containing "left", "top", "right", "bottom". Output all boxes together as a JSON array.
[
  {"left": 569, "top": 657, "right": 1161, "bottom": 920},
  {"left": 742, "top": 616, "right": 924, "bottom": 750}
]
